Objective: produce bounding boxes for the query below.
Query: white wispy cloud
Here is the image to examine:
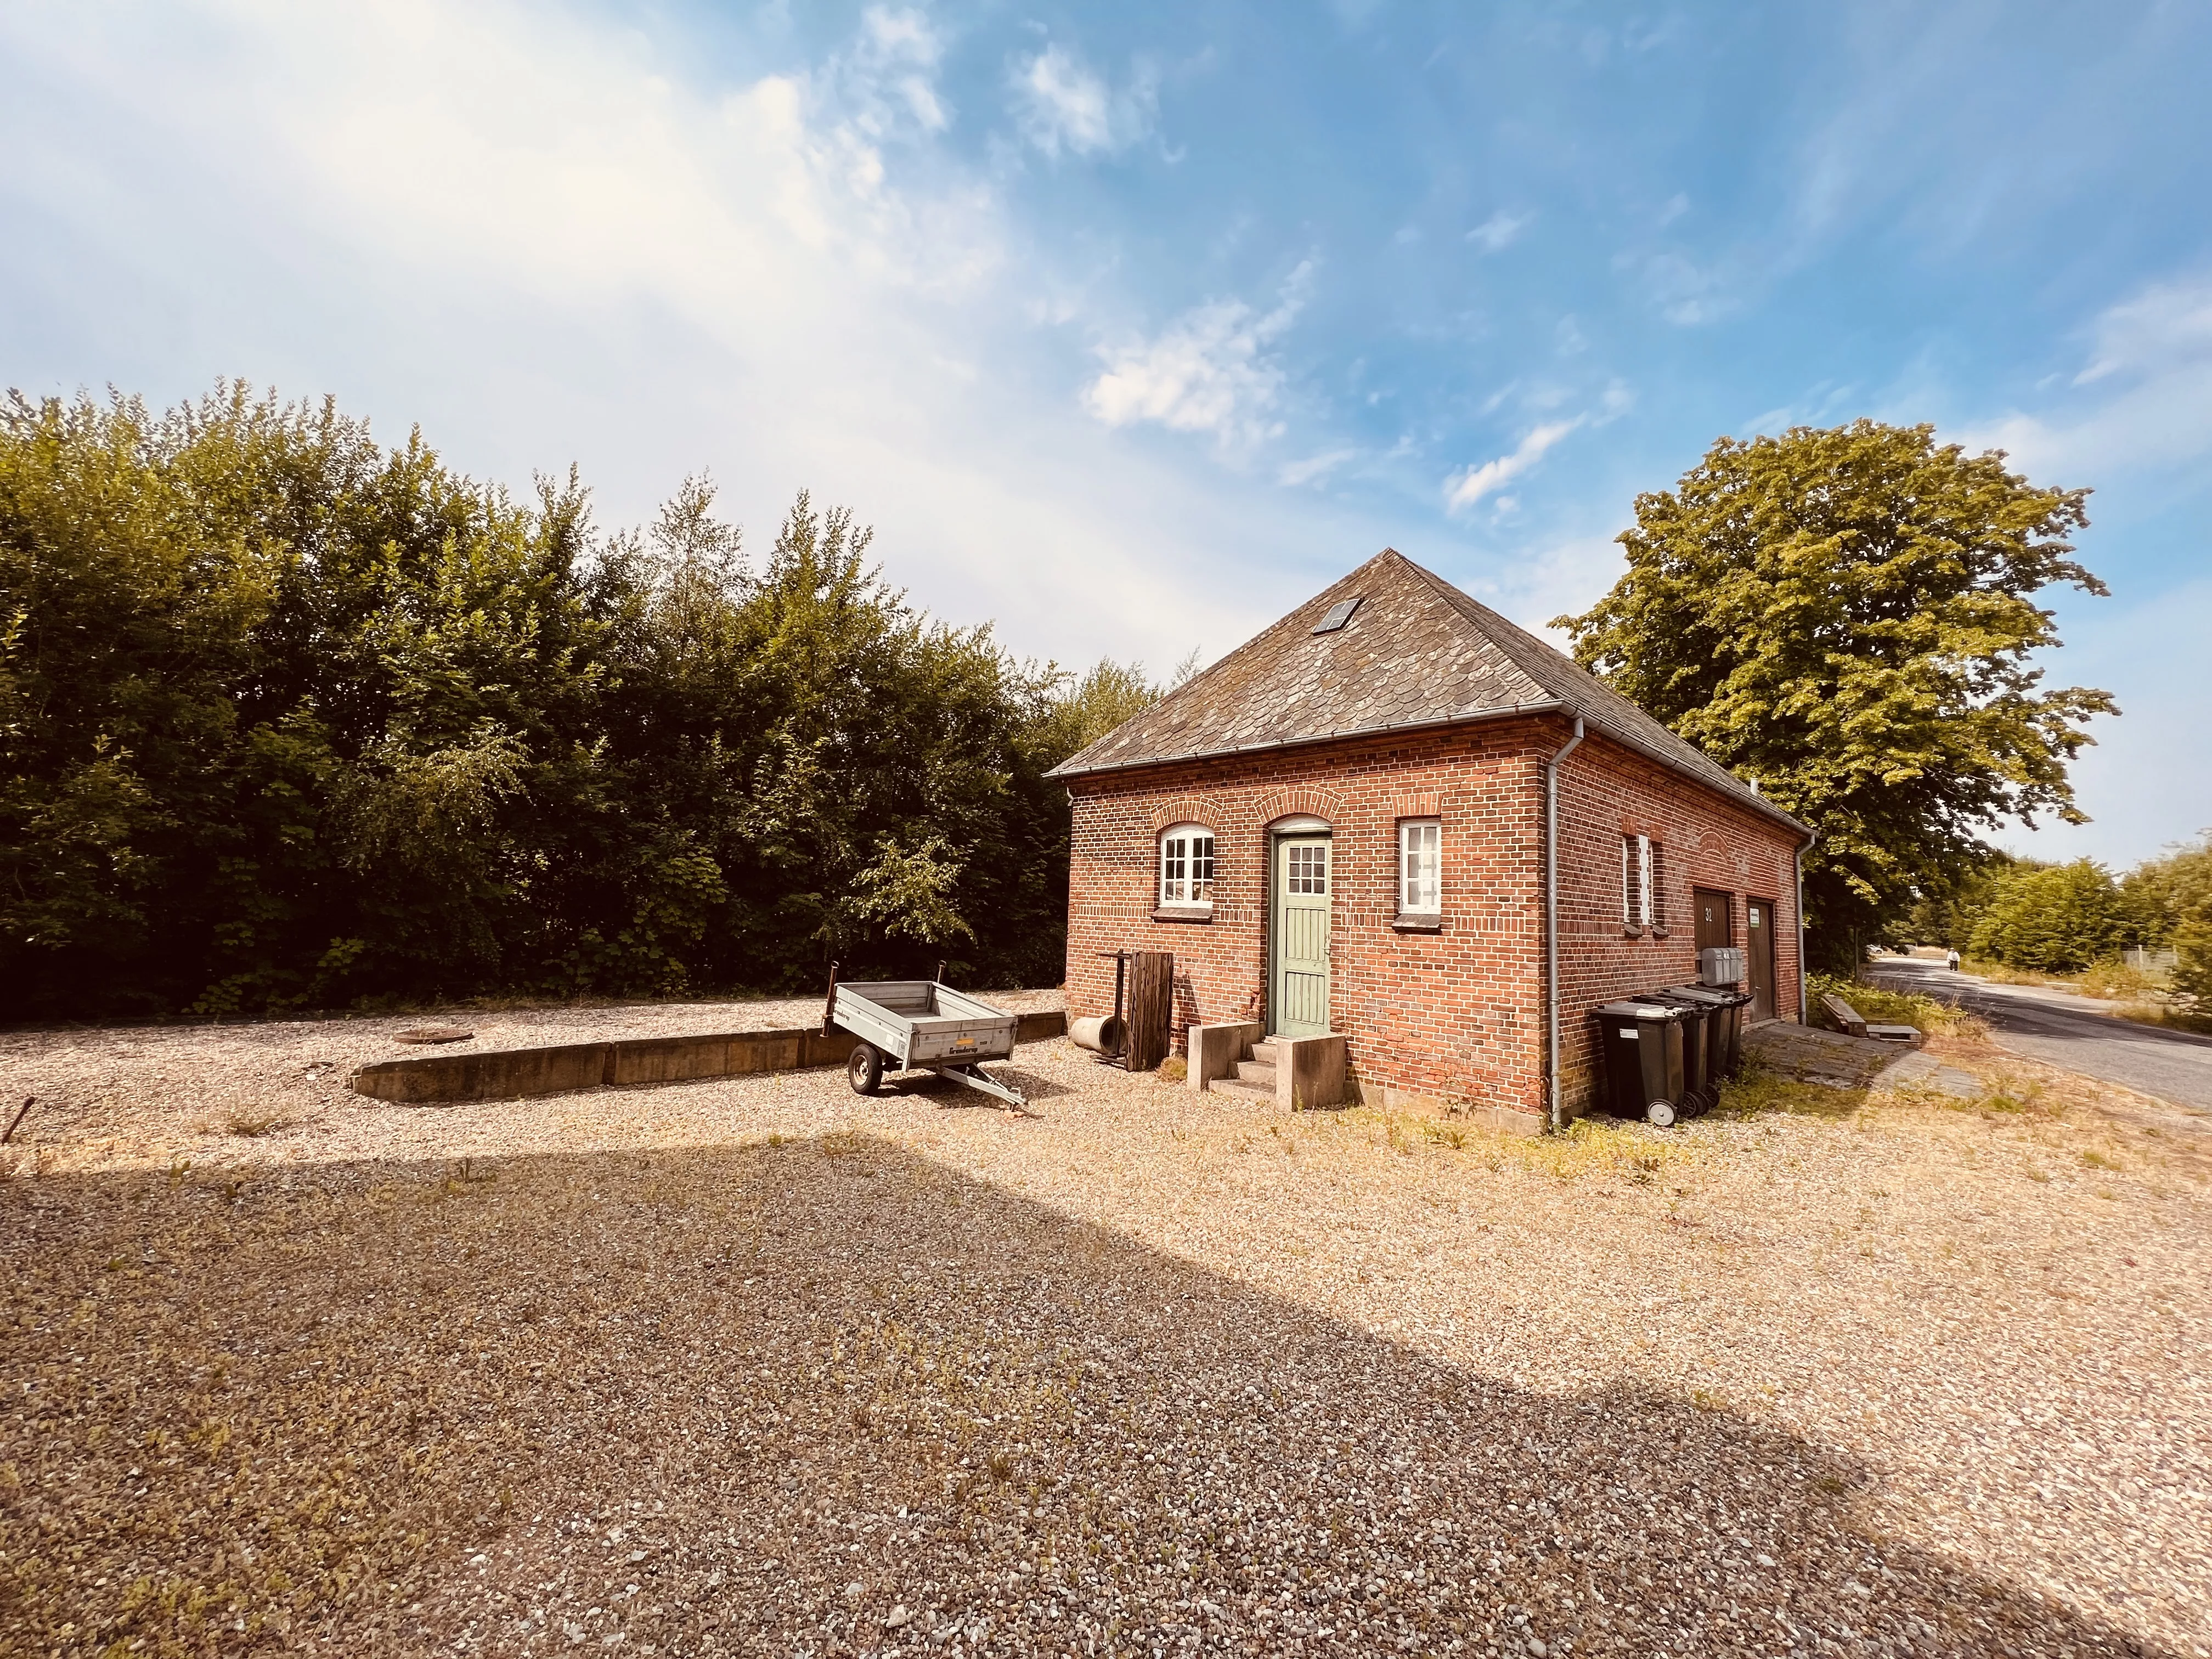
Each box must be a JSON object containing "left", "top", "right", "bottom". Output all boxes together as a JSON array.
[
  {"left": 1009, "top": 43, "right": 1158, "bottom": 159},
  {"left": 1468, "top": 533, "right": 1629, "bottom": 645},
  {"left": 1622, "top": 249, "right": 1736, "bottom": 326},
  {"left": 1444, "top": 419, "right": 1583, "bottom": 511},
  {"left": 1082, "top": 264, "right": 1312, "bottom": 450},
  {"left": 1466, "top": 210, "right": 1531, "bottom": 253},
  {"left": 1278, "top": 448, "right": 1358, "bottom": 487},
  {"left": 1962, "top": 273, "right": 2212, "bottom": 477},
  {"left": 0, "top": 1, "right": 1370, "bottom": 676}
]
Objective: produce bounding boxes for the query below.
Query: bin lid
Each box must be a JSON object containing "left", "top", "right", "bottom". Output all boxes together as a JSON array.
[
  {"left": 1669, "top": 984, "right": 1752, "bottom": 1006},
  {"left": 1598, "top": 999, "right": 1680, "bottom": 1020},
  {"left": 1632, "top": 991, "right": 1708, "bottom": 1015}
]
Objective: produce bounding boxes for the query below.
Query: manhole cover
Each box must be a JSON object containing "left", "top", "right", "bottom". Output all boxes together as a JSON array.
[{"left": 394, "top": 1026, "right": 475, "bottom": 1046}]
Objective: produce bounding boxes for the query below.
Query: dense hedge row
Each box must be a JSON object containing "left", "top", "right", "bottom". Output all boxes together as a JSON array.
[{"left": 1, "top": 386, "right": 1152, "bottom": 1019}]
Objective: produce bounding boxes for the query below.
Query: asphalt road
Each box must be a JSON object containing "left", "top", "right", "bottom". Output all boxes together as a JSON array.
[{"left": 1866, "top": 956, "right": 2212, "bottom": 1115}]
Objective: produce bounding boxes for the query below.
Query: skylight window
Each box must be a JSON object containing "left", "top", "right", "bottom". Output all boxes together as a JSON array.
[{"left": 1312, "top": 597, "right": 1362, "bottom": 634}]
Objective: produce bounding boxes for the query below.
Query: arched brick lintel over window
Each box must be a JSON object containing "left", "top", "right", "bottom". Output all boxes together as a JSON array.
[{"left": 1148, "top": 797, "right": 1227, "bottom": 836}]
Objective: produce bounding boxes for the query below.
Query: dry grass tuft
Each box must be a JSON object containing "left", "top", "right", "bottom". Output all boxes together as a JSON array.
[
  {"left": 2115, "top": 1001, "right": 2212, "bottom": 1034},
  {"left": 222, "top": 1110, "right": 301, "bottom": 1138},
  {"left": 1394, "top": 1110, "right": 1694, "bottom": 1181},
  {"left": 1714, "top": 1064, "right": 1867, "bottom": 1121}
]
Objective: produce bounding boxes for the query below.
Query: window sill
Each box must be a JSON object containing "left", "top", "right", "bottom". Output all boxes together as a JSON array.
[
  {"left": 1150, "top": 906, "right": 1214, "bottom": 924},
  {"left": 1622, "top": 924, "right": 1648, "bottom": 939},
  {"left": 1392, "top": 914, "right": 1443, "bottom": 934},
  {"left": 1651, "top": 927, "right": 1671, "bottom": 939}
]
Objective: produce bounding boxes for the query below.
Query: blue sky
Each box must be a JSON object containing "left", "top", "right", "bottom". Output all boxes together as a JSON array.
[{"left": 4, "top": 1, "right": 2208, "bottom": 867}]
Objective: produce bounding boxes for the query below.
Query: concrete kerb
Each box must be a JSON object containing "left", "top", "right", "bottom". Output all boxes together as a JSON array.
[{"left": 352, "top": 1009, "right": 1068, "bottom": 1105}]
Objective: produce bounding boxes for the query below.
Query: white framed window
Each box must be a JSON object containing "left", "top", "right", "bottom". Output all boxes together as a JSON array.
[
  {"left": 1159, "top": 824, "right": 1217, "bottom": 907},
  {"left": 1622, "top": 833, "right": 1661, "bottom": 928},
  {"left": 1398, "top": 819, "right": 1441, "bottom": 915},
  {"left": 1285, "top": 843, "right": 1328, "bottom": 894}
]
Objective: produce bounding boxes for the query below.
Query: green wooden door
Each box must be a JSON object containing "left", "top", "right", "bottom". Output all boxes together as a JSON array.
[{"left": 1271, "top": 836, "right": 1332, "bottom": 1037}]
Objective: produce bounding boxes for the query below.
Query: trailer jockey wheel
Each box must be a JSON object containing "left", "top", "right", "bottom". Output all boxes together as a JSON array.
[
  {"left": 847, "top": 1043, "right": 884, "bottom": 1096},
  {"left": 1645, "top": 1099, "right": 1677, "bottom": 1128}
]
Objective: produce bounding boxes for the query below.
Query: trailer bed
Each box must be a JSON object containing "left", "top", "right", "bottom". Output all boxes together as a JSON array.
[{"left": 828, "top": 980, "right": 1029, "bottom": 1109}]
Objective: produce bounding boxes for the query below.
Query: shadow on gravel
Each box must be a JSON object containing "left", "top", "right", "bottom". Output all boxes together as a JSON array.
[{"left": 2, "top": 1138, "right": 2173, "bottom": 1658}]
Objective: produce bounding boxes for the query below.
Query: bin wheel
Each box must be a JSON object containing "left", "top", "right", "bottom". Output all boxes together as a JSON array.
[
  {"left": 847, "top": 1043, "right": 884, "bottom": 1096},
  {"left": 1645, "top": 1099, "right": 1677, "bottom": 1128}
]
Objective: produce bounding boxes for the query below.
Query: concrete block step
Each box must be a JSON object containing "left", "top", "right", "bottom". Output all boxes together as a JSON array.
[
  {"left": 1235, "top": 1060, "right": 1278, "bottom": 1087},
  {"left": 1249, "top": 1040, "right": 1283, "bottom": 1065},
  {"left": 1209, "top": 1076, "right": 1274, "bottom": 1102}
]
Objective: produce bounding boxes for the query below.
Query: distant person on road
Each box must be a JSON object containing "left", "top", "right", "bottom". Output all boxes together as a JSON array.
[{"left": 1946, "top": 949, "right": 1960, "bottom": 971}]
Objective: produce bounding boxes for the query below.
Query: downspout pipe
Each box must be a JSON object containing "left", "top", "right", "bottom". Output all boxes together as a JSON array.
[
  {"left": 1795, "top": 827, "right": 1816, "bottom": 1023},
  {"left": 1544, "top": 715, "right": 1585, "bottom": 1134}
]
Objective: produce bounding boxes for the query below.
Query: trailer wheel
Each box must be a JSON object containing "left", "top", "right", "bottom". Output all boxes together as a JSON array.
[
  {"left": 847, "top": 1043, "right": 884, "bottom": 1095},
  {"left": 1645, "top": 1099, "right": 1677, "bottom": 1128}
]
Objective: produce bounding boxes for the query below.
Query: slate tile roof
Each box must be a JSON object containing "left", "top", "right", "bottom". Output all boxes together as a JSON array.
[{"left": 1048, "top": 548, "right": 1810, "bottom": 836}]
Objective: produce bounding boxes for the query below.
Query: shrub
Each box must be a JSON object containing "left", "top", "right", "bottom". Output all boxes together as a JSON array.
[{"left": 1966, "top": 859, "right": 2126, "bottom": 972}]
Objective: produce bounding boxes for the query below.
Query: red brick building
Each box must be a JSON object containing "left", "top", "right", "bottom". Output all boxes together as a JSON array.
[{"left": 1049, "top": 549, "right": 1813, "bottom": 1130}]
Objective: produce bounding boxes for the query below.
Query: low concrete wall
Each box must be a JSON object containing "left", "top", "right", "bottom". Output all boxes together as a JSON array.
[
  {"left": 353, "top": 1008, "right": 1067, "bottom": 1105},
  {"left": 1276, "top": 1034, "right": 1347, "bottom": 1111}
]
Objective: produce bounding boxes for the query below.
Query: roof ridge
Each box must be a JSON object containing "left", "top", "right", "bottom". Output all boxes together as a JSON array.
[
  {"left": 1044, "top": 546, "right": 1809, "bottom": 838},
  {"left": 1395, "top": 554, "right": 1803, "bottom": 827}
]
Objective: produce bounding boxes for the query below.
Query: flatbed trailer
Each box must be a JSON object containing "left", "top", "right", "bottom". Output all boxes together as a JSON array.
[{"left": 826, "top": 976, "right": 1030, "bottom": 1110}]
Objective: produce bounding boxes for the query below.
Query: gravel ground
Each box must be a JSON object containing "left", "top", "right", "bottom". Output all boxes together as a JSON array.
[
  {"left": 3, "top": 1019, "right": 2208, "bottom": 1659},
  {"left": 0, "top": 989, "right": 1065, "bottom": 1167}
]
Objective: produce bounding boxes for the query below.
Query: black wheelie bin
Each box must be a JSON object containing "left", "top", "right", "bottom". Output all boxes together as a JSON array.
[
  {"left": 1594, "top": 1000, "right": 1689, "bottom": 1126},
  {"left": 1663, "top": 984, "right": 1750, "bottom": 1079},
  {"left": 1631, "top": 990, "right": 1716, "bottom": 1113}
]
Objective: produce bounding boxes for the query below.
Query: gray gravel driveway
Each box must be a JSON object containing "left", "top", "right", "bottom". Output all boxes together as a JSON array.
[
  {"left": 1867, "top": 957, "right": 2212, "bottom": 1114},
  {"left": 7, "top": 1023, "right": 2210, "bottom": 1657}
]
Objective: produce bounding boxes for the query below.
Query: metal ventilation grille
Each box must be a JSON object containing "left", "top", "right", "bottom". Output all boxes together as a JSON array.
[{"left": 1312, "top": 597, "right": 1362, "bottom": 634}]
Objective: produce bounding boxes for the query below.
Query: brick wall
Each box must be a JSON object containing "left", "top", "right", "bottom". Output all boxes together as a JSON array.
[
  {"left": 1549, "top": 727, "right": 1805, "bottom": 1116},
  {"left": 1063, "top": 712, "right": 1805, "bottom": 1123}
]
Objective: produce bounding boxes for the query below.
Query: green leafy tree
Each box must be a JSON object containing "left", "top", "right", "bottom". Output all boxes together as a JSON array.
[
  {"left": 1555, "top": 420, "right": 2115, "bottom": 969},
  {"left": 1906, "top": 854, "right": 2011, "bottom": 951},
  {"left": 1, "top": 385, "right": 1109, "bottom": 1017},
  {"left": 1029, "top": 657, "right": 1170, "bottom": 760},
  {"left": 2124, "top": 834, "right": 2212, "bottom": 1019},
  {"left": 1966, "top": 859, "right": 2126, "bottom": 972}
]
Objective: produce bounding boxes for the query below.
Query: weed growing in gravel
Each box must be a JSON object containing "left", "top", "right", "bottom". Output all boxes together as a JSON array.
[
  {"left": 223, "top": 1111, "right": 298, "bottom": 1137},
  {"left": 1389, "top": 1113, "right": 1690, "bottom": 1181},
  {"left": 1714, "top": 1070, "right": 1865, "bottom": 1121}
]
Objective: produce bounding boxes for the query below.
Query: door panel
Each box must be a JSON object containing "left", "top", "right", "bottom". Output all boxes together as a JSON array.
[
  {"left": 1746, "top": 898, "right": 1777, "bottom": 1020},
  {"left": 1693, "top": 888, "right": 1733, "bottom": 952},
  {"left": 1272, "top": 837, "right": 1331, "bottom": 1037}
]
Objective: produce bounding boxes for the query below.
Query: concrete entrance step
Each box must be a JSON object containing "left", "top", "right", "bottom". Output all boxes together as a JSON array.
[
  {"left": 1210, "top": 1076, "right": 1274, "bottom": 1102},
  {"left": 1235, "top": 1060, "right": 1278, "bottom": 1087},
  {"left": 1250, "top": 1039, "right": 1283, "bottom": 1065}
]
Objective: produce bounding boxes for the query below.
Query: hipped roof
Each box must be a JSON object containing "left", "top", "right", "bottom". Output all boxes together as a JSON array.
[{"left": 1048, "top": 548, "right": 1810, "bottom": 838}]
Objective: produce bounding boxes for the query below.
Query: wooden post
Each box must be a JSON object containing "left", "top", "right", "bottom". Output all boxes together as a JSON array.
[
  {"left": 821, "top": 963, "right": 840, "bottom": 1036},
  {"left": 1125, "top": 952, "right": 1175, "bottom": 1073}
]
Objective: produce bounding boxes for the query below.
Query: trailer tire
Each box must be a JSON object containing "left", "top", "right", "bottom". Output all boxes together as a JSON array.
[{"left": 847, "top": 1043, "right": 884, "bottom": 1096}]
